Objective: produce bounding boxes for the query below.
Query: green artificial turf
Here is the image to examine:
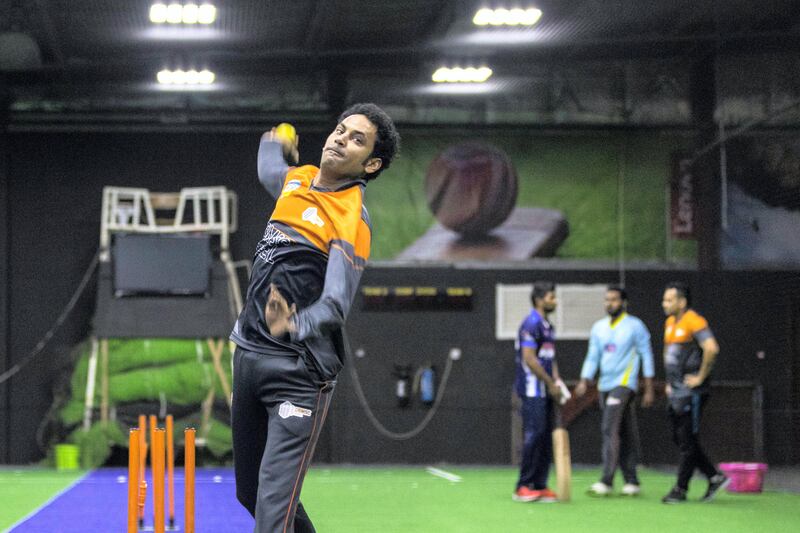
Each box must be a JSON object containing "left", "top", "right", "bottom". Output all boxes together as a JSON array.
[
  {"left": 3, "top": 466, "right": 796, "bottom": 533},
  {"left": 64, "top": 338, "right": 232, "bottom": 419},
  {"left": 300, "top": 466, "right": 798, "bottom": 533},
  {"left": 0, "top": 468, "right": 86, "bottom": 532},
  {"left": 57, "top": 338, "right": 235, "bottom": 467}
]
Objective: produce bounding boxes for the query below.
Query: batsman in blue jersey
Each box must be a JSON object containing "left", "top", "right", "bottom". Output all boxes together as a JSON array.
[
  {"left": 513, "top": 281, "right": 563, "bottom": 503},
  {"left": 575, "top": 285, "right": 655, "bottom": 497}
]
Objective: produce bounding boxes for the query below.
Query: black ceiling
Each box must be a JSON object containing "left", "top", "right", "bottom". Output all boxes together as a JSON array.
[{"left": 2, "top": 0, "right": 800, "bottom": 125}]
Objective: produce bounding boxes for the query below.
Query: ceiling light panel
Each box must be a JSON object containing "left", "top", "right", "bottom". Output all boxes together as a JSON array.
[
  {"left": 150, "top": 3, "right": 217, "bottom": 25},
  {"left": 157, "top": 69, "right": 216, "bottom": 85},
  {"left": 473, "top": 7, "right": 542, "bottom": 27},
  {"left": 432, "top": 66, "right": 493, "bottom": 83}
]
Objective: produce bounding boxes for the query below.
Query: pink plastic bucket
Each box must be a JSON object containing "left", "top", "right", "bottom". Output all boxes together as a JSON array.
[{"left": 719, "top": 463, "right": 768, "bottom": 493}]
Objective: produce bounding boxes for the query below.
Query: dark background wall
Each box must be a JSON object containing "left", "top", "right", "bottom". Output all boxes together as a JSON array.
[
  {"left": 1, "top": 127, "right": 9, "bottom": 464},
  {"left": 2, "top": 130, "right": 798, "bottom": 465},
  {"left": 3, "top": 130, "right": 288, "bottom": 462},
  {"left": 320, "top": 267, "right": 798, "bottom": 467},
  {"left": 328, "top": 268, "right": 800, "bottom": 463}
]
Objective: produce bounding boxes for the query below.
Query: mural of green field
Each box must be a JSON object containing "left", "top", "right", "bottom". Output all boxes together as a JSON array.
[{"left": 365, "top": 131, "right": 697, "bottom": 262}]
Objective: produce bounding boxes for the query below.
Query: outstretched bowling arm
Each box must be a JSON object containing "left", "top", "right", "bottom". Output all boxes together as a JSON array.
[{"left": 257, "top": 135, "right": 292, "bottom": 198}]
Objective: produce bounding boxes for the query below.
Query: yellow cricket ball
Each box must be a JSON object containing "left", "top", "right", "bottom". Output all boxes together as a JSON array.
[{"left": 275, "top": 122, "right": 297, "bottom": 144}]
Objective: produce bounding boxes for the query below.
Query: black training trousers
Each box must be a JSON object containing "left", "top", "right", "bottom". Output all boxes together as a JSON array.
[
  {"left": 599, "top": 386, "right": 640, "bottom": 487},
  {"left": 517, "top": 396, "right": 553, "bottom": 490},
  {"left": 669, "top": 391, "right": 718, "bottom": 490},
  {"left": 232, "top": 347, "right": 335, "bottom": 533}
]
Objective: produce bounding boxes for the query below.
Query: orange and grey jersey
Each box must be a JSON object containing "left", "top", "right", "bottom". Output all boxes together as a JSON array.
[
  {"left": 663, "top": 309, "right": 715, "bottom": 398},
  {"left": 230, "top": 139, "right": 371, "bottom": 381}
]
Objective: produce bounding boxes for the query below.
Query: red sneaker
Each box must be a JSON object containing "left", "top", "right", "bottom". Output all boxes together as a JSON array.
[
  {"left": 537, "top": 488, "right": 558, "bottom": 503},
  {"left": 512, "top": 486, "right": 540, "bottom": 502}
]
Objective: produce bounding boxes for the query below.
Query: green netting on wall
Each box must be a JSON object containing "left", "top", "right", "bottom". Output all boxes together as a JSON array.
[{"left": 54, "top": 338, "right": 233, "bottom": 468}]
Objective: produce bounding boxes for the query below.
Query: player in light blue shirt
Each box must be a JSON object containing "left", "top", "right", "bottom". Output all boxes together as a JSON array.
[{"left": 575, "top": 285, "right": 655, "bottom": 497}]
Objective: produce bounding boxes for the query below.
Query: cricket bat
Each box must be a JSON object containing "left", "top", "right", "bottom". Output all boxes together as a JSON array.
[
  {"left": 552, "top": 427, "right": 572, "bottom": 502},
  {"left": 552, "top": 380, "right": 572, "bottom": 502}
]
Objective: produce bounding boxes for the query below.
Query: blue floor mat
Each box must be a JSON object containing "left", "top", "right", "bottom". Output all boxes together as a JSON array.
[{"left": 10, "top": 467, "right": 253, "bottom": 532}]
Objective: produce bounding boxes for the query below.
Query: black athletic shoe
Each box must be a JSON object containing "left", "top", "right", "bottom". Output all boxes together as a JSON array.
[
  {"left": 662, "top": 486, "right": 687, "bottom": 504},
  {"left": 701, "top": 474, "right": 730, "bottom": 502}
]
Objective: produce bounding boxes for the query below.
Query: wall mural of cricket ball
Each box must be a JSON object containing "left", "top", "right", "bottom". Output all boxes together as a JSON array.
[
  {"left": 398, "top": 141, "right": 568, "bottom": 261},
  {"left": 425, "top": 142, "right": 519, "bottom": 237}
]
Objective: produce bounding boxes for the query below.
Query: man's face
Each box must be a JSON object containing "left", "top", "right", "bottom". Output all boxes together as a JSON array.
[
  {"left": 662, "top": 288, "right": 685, "bottom": 317},
  {"left": 605, "top": 290, "right": 624, "bottom": 317},
  {"left": 320, "top": 114, "right": 381, "bottom": 179},
  {"left": 540, "top": 291, "right": 557, "bottom": 313}
]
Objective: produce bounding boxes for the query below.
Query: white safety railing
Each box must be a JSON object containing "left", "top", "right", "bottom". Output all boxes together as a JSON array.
[
  {"left": 99, "top": 186, "right": 238, "bottom": 256},
  {"left": 99, "top": 185, "right": 244, "bottom": 318}
]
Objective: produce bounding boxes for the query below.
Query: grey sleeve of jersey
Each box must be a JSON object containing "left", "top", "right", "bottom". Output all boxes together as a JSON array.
[
  {"left": 257, "top": 139, "right": 289, "bottom": 198},
  {"left": 290, "top": 241, "right": 365, "bottom": 341},
  {"left": 694, "top": 327, "right": 714, "bottom": 344}
]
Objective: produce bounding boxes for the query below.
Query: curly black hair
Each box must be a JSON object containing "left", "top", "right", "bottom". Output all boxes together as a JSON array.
[
  {"left": 531, "top": 281, "right": 555, "bottom": 305},
  {"left": 338, "top": 103, "right": 400, "bottom": 181},
  {"left": 607, "top": 284, "right": 628, "bottom": 301},
  {"left": 665, "top": 281, "right": 691, "bottom": 306}
]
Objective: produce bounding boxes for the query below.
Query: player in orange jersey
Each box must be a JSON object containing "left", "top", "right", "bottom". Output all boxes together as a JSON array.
[
  {"left": 230, "top": 104, "right": 399, "bottom": 532},
  {"left": 660, "top": 281, "right": 729, "bottom": 504}
]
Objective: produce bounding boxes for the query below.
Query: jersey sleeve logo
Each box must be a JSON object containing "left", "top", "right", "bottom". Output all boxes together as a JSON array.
[
  {"left": 281, "top": 179, "right": 302, "bottom": 197},
  {"left": 538, "top": 343, "right": 555, "bottom": 358},
  {"left": 302, "top": 207, "right": 325, "bottom": 227}
]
